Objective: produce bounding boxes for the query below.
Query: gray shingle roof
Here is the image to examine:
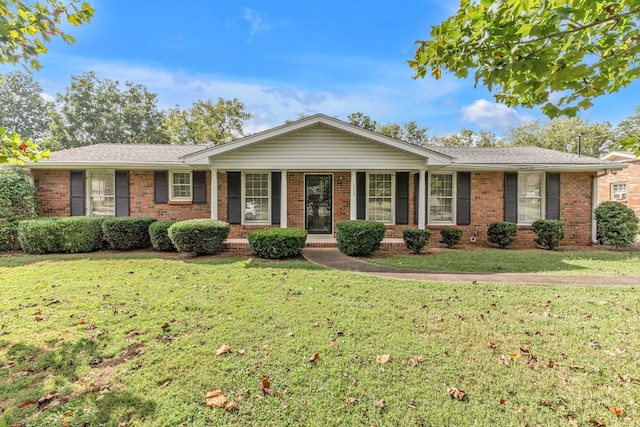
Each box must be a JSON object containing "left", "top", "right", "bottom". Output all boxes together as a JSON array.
[
  {"left": 426, "top": 146, "right": 608, "bottom": 165},
  {"left": 45, "top": 143, "right": 210, "bottom": 164}
]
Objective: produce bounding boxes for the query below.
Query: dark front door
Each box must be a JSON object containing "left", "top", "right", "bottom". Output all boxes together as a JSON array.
[{"left": 305, "top": 174, "right": 332, "bottom": 234}]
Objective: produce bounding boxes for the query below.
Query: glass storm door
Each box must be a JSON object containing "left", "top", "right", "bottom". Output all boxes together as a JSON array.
[{"left": 305, "top": 174, "right": 332, "bottom": 234}]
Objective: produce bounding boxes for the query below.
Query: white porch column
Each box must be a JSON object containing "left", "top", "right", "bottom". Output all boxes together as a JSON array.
[
  {"left": 350, "top": 170, "right": 357, "bottom": 220},
  {"left": 210, "top": 168, "right": 218, "bottom": 220},
  {"left": 418, "top": 169, "right": 426, "bottom": 229},
  {"left": 280, "top": 170, "right": 287, "bottom": 228}
]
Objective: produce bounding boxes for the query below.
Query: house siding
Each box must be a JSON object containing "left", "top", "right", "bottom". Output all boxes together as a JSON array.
[{"left": 597, "top": 160, "right": 640, "bottom": 220}]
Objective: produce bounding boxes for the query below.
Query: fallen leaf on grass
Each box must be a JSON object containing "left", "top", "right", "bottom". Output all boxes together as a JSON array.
[
  {"left": 35, "top": 315, "right": 48, "bottom": 321},
  {"left": 374, "top": 399, "right": 385, "bottom": 408},
  {"left": 236, "top": 349, "right": 245, "bottom": 355},
  {"left": 345, "top": 397, "right": 357, "bottom": 405},
  {"left": 1, "top": 361, "right": 17, "bottom": 369},
  {"left": 216, "top": 344, "right": 231, "bottom": 356},
  {"left": 20, "top": 400, "right": 36, "bottom": 408},
  {"left": 488, "top": 341, "right": 498, "bottom": 350},
  {"left": 309, "top": 353, "right": 320, "bottom": 363},
  {"left": 205, "top": 390, "right": 228, "bottom": 407},
  {"left": 225, "top": 401, "right": 238, "bottom": 412},
  {"left": 376, "top": 354, "right": 390, "bottom": 364},
  {"left": 37, "top": 391, "right": 59, "bottom": 405},
  {"left": 261, "top": 374, "right": 273, "bottom": 395},
  {"left": 497, "top": 398, "right": 506, "bottom": 404},
  {"left": 608, "top": 407, "right": 622, "bottom": 417},
  {"left": 569, "top": 365, "right": 584, "bottom": 370},
  {"left": 447, "top": 387, "right": 466, "bottom": 401},
  {"left": 589, "top": 419, "right": 604, "bottom": 426},
  {"left": 517, "top": 406, "right": 526, "bottom": 413},
  {"left": 410, "top": 356, "right": 425, "bottom": 366},
  {"left": 330, "top": 341, "right": 339, "bottom": 349}
]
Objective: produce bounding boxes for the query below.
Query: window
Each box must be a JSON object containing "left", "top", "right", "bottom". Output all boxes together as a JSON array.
[
  {"left": 244, "top": 172, "right": 270, "bottom": 223},
  {"left": 612, "top": 183, "right": 627, "bottom": 200},
  {"left": 89, "top": 171, "right": 115, "bottom": 216},
  {"left": 170, "top": 171, "right": 192, "bottom": 201},
  {"left": 368, "top": 173, "right": 393, "bottom": 223},
  {"left": 518, "top": 172, "right": 543, "bottom": 223},
  {"left": 429, "top": 173, "right": 455, "bottom": 223}
]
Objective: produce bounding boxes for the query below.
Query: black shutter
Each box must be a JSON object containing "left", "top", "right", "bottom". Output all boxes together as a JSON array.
[
  {"left": 115, "top": 171, "right": 129, "bottom": 217},
  {"left": 504, "top": 172, "right": 518, "bottom": 223},
  {"left": 154, "top": 171, "right": 168, "bottom": 204},
  {"left": 271, "top": 172, "right": 281, "bottom": 225},
  {"left": 414, "top": 173, "right": 420, "bottom": 225},
  {"left": 395, "top": 172, "right": 409, "bottom": 224},
  {"left": 227, "top": 172, "right": 242, "bottom": 224},
  {"left": 546, "top": 173, "right": 561, "bottom": 220},
  {"left": 70, "top": 171, "right": 85, "bottom": 216},
  {"left": 356, "top": 172, "right": 366, "bottom": 220},
  {"left": 192, "top": 171, "right": 206, "bottom": 204},
  {"left": 456, "top": 172, "right": 471, "bottom": 225}
]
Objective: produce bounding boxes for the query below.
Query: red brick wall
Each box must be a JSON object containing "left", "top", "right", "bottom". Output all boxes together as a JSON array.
[
  {"left": 31, "top": 169, "right": 72, "bottom": 216},
  {"left": 597, "top": 160, "right": 640, "bottom": 220}
]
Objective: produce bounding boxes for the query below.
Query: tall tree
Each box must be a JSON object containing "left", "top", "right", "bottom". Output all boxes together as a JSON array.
[
  {"left": 409, "top": 1, "right": 640, "bottom": 154},
  {"left": 436, "top": 129, "right": 501, "bottom": 147},
  {"left": 615, "top": 106, "right": 640, "bottom": 151},
  {"left": 0, "top": 0, "right": 94, "bottom": 163},
  {"left": 163, "top": 98, "right": 253, "bottom": 145},
  {"left": 47, "top": 72, "right": 168, "bottom": 149},
  {"left": 0, "top": 71, "right": 53, "bottom": 142},
  {"left": 347, "top": 112, "right": 435, "bottom": 145},
  {"left": 505, "top": 117, "right": 614, "bottom": 158}
]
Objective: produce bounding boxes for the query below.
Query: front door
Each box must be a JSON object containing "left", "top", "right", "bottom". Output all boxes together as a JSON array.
[{"left": 305, "top": 174, "right": 332, "bottom": 234}]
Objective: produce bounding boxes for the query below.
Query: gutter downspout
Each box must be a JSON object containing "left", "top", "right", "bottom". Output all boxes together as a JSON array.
[{"left": 592, "top": 169, "right": 611, "bottom": 244}]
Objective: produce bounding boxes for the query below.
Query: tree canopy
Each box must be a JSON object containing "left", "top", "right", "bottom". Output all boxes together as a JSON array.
[
  {"left": 0, "top": 71, "right": 53, "bottom": 142},
  {"left": 347, "top": 112, "right": 435, "bottom": 145}
]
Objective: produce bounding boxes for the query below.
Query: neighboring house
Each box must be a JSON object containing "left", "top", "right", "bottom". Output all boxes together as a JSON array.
[
  {"left": 597, "top": 151, "right": 640, "bottom": 219},
  {"left": 27, "top": 114, "right": 625, "bottom": 248}
]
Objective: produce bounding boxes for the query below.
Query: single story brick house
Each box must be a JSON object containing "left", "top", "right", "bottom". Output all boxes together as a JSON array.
[
  {"left": 27, "top": 114, "right": 626, "bottom": 248},
  {"left": 597, "top": 151, "right": 640, "bottom": 220}
]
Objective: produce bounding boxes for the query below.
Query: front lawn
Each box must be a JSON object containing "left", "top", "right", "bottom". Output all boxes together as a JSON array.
[{"left": 1, "top": 255, "right": 639, "bottom": 426}]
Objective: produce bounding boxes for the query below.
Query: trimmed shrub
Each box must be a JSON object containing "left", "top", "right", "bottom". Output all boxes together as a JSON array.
[
  {"left": 102, "top": 217, "right": 157, "bottom": 250},
  {"left": 248, "top": 228, "right": 308, "bottom": 259},
  {"left": 439, "top": 227, "right": 463, "bottom": 248},
  {"left": 594, "top": 201, "right": 639, "bottom": 249},
  {"left": 168, "top": 219, "right": 230, "bottom": 254},
  {"left": 336, "top": 220, "right": 386, "bottom": 256},
  {"left": 18, "top": 216, "right": 104, "bottom": 254},
  {"left": 532, "top": 219, "right": 565, "bottom": 250},
  {"left": 402, "top": 228, "right": 432, "bottom": 254},
  {"left": 487, "top": 221, "right": 518, "bottom": 249},
  {"left": 0, "top": 166, "right": 39, "bottom": 251},
  {"left": 149, "top": 220, "right": 177, "bottom": 251}
]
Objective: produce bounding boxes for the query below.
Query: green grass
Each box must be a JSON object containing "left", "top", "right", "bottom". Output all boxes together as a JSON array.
[
  {"left": 1, "top": 255, "right": 639, "bottom": 426},
  {"left": 369, "top": 248, "right": 640, "bottom": 275}
]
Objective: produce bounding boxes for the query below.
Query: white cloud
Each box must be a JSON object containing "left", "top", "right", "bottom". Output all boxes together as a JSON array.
[
  {"left": 461, "top": 99, "right": 534, "bottom": 131},
  {"left": 243, "top": 9, "right": 271, "bottom": 36}
]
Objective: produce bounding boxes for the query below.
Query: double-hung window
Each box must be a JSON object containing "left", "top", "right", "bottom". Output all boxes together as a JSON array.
[
  {"left": 89, "top": 171, "right": 115, "bottom": 216},
  {"left": 244, "top": 172, "right": 270, "bottom": 223},
  {"left": 428, "top": 173, "right": 454, "bottom": 223},
  {"left": 611, "top": 183, "right": 627, "bottom": 200},
  {"left": 170, "top": 171, "right": 192, "bottom": 201},
  {"left": 367, "top": 173, "right": 393, "bottom": 223},
  {"left": 518, "top": 172, "right": 543, "bottom": 223}
]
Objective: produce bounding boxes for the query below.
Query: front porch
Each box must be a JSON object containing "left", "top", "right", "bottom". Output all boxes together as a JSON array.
[{"left": 222, "top": 234, "right": 407, "bottom": 253}]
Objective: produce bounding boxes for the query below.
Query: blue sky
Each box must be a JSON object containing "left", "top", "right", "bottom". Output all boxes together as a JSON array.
[{"left": 7, "top": 0, "right": 640, "bottom": 136}]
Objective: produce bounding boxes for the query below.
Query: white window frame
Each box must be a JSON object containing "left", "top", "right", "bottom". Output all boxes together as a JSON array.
[
  {"left": 87, "top": 170, "right": 115, "bottom": 216},
  {"left": 242, "top": 171, "right": 271, "bottom": 225},
  {"left": 169, "top": 171, "right": 192, "bottom": 202},
  {"left": 427, "top": 172, "right": 456, "bottom": 225},
  {"left": 366, "top": 172, "right": 394, "bottom": 224},
  {"left": 611, "top": 182, "right": 627, "bottom": 201},
  {"left": 517, "top": 172, "right": 545, "bottom": 224}
]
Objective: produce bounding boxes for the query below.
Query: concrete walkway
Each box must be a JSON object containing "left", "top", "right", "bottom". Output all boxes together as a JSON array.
[{"left": 301, "top": 247, "right": 640, "bottom": 286}]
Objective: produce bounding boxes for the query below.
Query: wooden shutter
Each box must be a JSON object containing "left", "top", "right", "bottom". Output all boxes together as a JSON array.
[
  {"left": 70, "top": 171, "right": 85, "bottom": 216},
  {"left": 504, "top": 172, "right": 518, "bottom": 223},
  {"left": 154, "top": 171, "right": 168, "bottom": 204},
  {"left": 115, "top": 171, "right": 130, "bottom": 217},
  {"left": 395, "top": 172, "right": 409, "bottom": 224},
  {"left": 546, "top": 173, "right": 561, "bottom": 220},
  {"left": 271, "top": 172, "right": 281, "bottom": 225},
  {"left": 192, "top": 171, "right": 206, "bottom": 204},
  {"left": 227, "top": 172, "right": 242, "bottom": 224},
  {"left": 356, "top": 172, "right": 366, "bottom": 220},
  {"left": 456, "top": 172, "right": 471, "bottom": 225}
]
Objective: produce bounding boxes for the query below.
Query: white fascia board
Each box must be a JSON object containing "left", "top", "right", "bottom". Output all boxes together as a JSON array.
[
  {"left": 439, "top": 163, "right": 629, "bottom": 172},
  {"left": 26, "top": 162, "right": 197, "bottom": 170}
]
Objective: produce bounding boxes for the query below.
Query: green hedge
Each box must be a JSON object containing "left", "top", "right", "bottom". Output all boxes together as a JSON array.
[
  {"left": 248, "top": 228, "right": 308, "bottom": 259},
  {"left": 594, "top": 201, "right": 639, "bottom": 249},
  {"left": 18, "top": 216, "right": 104, "bottom": 254},
  {"left": 532, "top": 219, "right": 565, "bottom": 250},
  {"left": 102, "top": 217, "right": 157, "bottom": 250},
  {"left": 336, "top": 220, "right": 386, "bottom": 256},
  {"left": 0, "top": 166, "right": 39, "bottom": 251},
  {"left": 439, "top": 227, "right": 463, "bottom": 248},
  {"left": 402, "top": 228, "right": 432, "bottom": 254},
  {"left": 487, "top": 221, "right": 518, "bottom": 249},
  {"left": 168, "top": 219, "right": 230, "bottom": 254},
  {"left": 149, "top": 220, "right": 177, "bottom": 251}
]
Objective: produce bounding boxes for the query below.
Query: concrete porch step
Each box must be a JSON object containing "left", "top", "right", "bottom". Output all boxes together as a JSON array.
[{"left": 222, "top": 237, "right": 407, "bottom": 253}]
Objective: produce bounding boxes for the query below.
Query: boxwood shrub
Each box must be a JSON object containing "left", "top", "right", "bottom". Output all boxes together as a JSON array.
[
  {"left": 248, "top": 228, "right": 308, "bottom": 259},
  {"left": 168, "top": 219, "right": 230, "bottom": 254},
  {"left": 594, "top": 201, "right": 639, "bottom": 249},
  {"left": 487, "top": 221, "right": 518, "bottom": 249},
  {"left": 336, "top": 220, "right": 386, "bottom": 256},
  {"left": 149, "top": 220, "right": 177, "bottom": 251},
  {"left": 531, "top": 219, "right": 565, "bottom": 250},
  {"left": 402, "top": 228, "right": 432, "bottom": 254},
  {"left": 102, "top": 217, "right": 157, "bottom": 250},
  {"left": 0, "top": 166, "right": 39, "bottom": 251},
  {"left": 439, "top": 227, "right": 463, "bottom": 248},
  {"left": 18, "top": 216, "right": 104, "bottom": 254}
]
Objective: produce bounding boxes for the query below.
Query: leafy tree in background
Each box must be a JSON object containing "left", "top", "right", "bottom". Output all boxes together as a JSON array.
[
  {"left": 46, "top": 71, "right": 168, "bottom": 149},
  {"left": 0, "top": 71, "right": 53, "bottom": 142},
  {"left": 347, "top": 112, "right": 435, "bottom": 146},
  {"left": 409, "top": 1, "right": 640, "bottom": 155},
  {"left": 163, "top": 98, "right": 253, "bottom": 145},
  {"left": 505, "top": 117, "right": 614, "bottom": 158},
  {"left": 0, "top": 0, "right": 94, "bottom": 163},
  {"left": 615, "top": 106, "right": 640, "bottom": 152},
  {"left": 436, "top": 129, "right": 501, "bottom": 147}
]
